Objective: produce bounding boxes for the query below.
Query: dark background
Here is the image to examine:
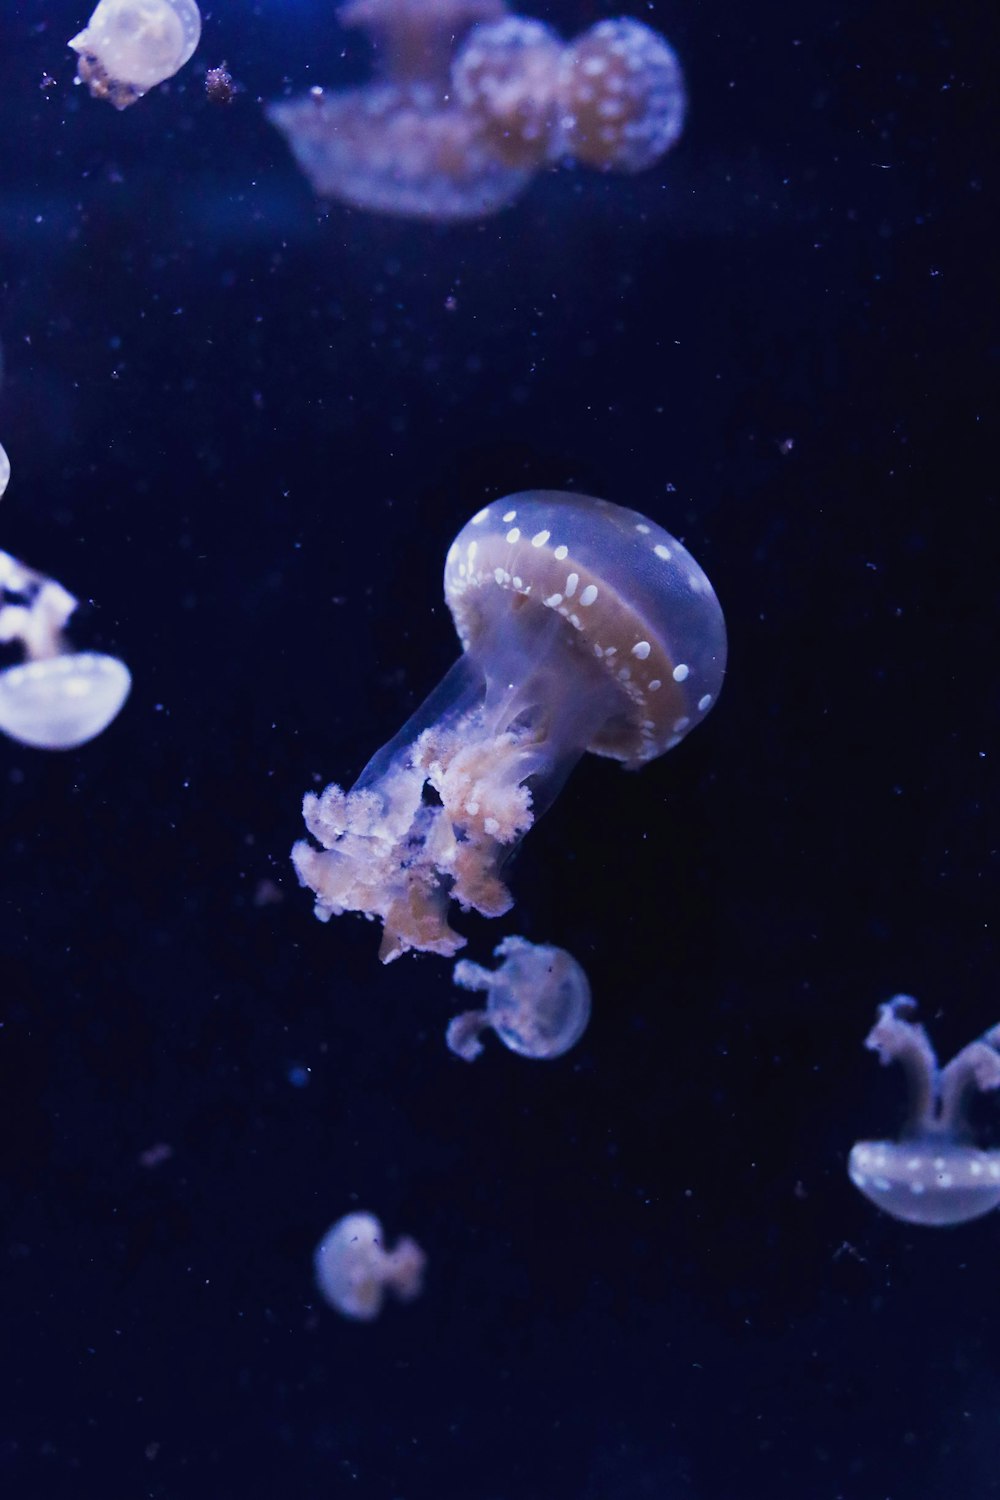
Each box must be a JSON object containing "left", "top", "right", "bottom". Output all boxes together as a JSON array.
[{"left": 0, "top": 0, "right": 997, "bottom": 1495}]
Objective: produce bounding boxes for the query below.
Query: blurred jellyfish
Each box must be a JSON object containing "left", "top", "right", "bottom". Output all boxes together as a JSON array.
[
  {"left": 314, "top": 1211, "right": 426, "bottom": 1320},
  {"left": 293, "top": 490, "right": 726, "bottom": 962},
  {"left": 69, "top": 0, "right": 201, "bottom": 110},
  {"left": 0, "top": 549, "right": 131, "bottom": 749},
  {"left": 453, "top": 16, "right": 685, "bottom": 175},
  {"left": 848, "top": 995, "right": 1000, "bottom": 1226},
  {"left": 267, "top": 0, "right": 532, "bottom": 221},
  {"left": 447, "top": 935, "right": 590, "bottom": 1061},
  {"left": 0, "top": 442, "right": 10, "bottom": 502}
]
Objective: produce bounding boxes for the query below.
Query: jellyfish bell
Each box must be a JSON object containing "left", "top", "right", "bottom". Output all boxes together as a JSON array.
[
  {"left": 69, "top": 0, "right": 202, "bottom": 110},
  {"left": 554, "top": 19, "right": 686, "bottom": 173},
  {"left": 0, "top": 442, "right": 10, "bottom": 501},
  {"left": 452, "top": 17, "right": 564, "bottom": 170},
  {"left": 848, "top": 995, "right": 1000, "bottom": 1226},
  {"left": 292, "top": 490, "right": 726, "bottom": 963},
  {"left": 314, "top": 1211, "right": 426, "bottom": 1321},
  {"left": 447, "top": 935, "right": 591, "bottom": 1062},
  {"left": 267, "top": 86, "right": 532, "bottom": 222},
  {"left": 0, "top": 551, "right": 131, "bottom": 750}
]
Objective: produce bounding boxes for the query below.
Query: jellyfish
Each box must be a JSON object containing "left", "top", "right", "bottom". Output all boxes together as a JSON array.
[
  {"left": 447, "top": 935, "right": 590, "bottom": 1061},
  {"left": 267, "top": 0, "right": 533, "bottom": 221},
  {"left": 69, "top": 0, "right": 202, "bottom": 110},
  {"left": 292, "top": 490, "right": 726, "bottom": 963},
  {"left": 848, "top": 995, "right": 1000, "bottom": 1226},
  {"left": 314, "top": 1211, "right": 426, "bottom": 1320},
  {"left": 0, "top": 442, "right": 10, "bottom": 502},
  {"left": 0, "top": 550, "right": 131, "bottom": 750},
  {"left": 452, "top": 16, "right": 686, "bottom": 175}
]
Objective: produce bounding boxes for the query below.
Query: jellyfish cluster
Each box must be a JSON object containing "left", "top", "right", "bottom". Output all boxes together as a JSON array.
[{"left": 267, "top": 0, "right": 686, "bottom": 219}]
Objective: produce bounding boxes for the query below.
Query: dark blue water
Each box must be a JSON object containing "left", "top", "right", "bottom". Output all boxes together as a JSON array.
[{"left": 0, "top": 1, "right": 996, "bottom": 1495}]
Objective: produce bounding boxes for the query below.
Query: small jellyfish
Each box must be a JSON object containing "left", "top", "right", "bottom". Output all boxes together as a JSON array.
[
  {"left": 69, "top": 0, "right": 201, "bottom": 110},
  {"left": 447, "top": 935, "right": 591, "bottom": 1061},
  {"left": 314, "top": 1211, "right": 426, "bottom": 1321},
  {"left": 292, "top": 490, "right": 726, "bottom": 962},
  {"left": 0, "top": 550, "right": 131, "bottom": 750},
  {"left": 267, "top": 0, "right": 531, "bottom": 221},
  {"left": 0, "top": 441, "right": 10, "bottom": 501},
  {"left": 848, "top": 995, "right": 1000, "bottom": 1226},
  {"left": 554, "top": 19, "right": 686, "bottom": 173},
  {"left": 204, "top": 62, "right": 234, "bottom": 106}
]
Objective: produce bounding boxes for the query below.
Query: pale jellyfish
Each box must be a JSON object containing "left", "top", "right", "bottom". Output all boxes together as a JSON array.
[
  {"left": 293, "top": 490, "right": 726, "bottom": 962},
  {"left": 69, "top": 0, "right": 201, "bottom": 110},
  {"left": 447, "top": 935, "right": 590, "bottom": 1061},
  {"left": 452, "top": 16, "right": 686, "bottom": 174},
  {"left": 314, "top": 1211, "right": 426, "bottom": 1321},
  {"left": 267, "top": 0, "right": 532, "bottom": 221},
  {"left": 848, "top": 995, "right": 1000, "bottom": 1226},
  {"left": 0, "top": 442, "right": 10, "bottom": 502},
  {"left": 0, "top": 550, "right": 131, "bottom": 750}
]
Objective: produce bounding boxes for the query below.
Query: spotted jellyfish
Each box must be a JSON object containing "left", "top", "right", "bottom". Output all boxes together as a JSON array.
[
  {"left": 267, "top": 0, "right": 533, "bottom": 222},
  {"left": 69, "top": 0, "right": 201, "bottom": 110},
  {"left": 293, "top": 490, "right": 726, "bottom": 962},
  {"left": 848, "top": 995, "right": 1000, "bottom": 1226},
  {"left": 447, "top": 935, "right": 590, "bottom": 1061},
  {"left": 452, "top": 15, "right": 686, "bottom": 175},
  {"left": 314, "top": 1211, "right": 426, "bottom": 1321},
  {"left": 0, "top": 549, "right": 131, "bottom": 750}
]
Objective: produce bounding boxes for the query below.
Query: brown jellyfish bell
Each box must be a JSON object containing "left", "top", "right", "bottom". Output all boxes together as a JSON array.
[
  {"left": 848, "top": 995, "right": 1000, "bottom": 1226},
  {"left": 314, "top": 1211, "right": 426, "bottom": 1320},
  {"left": 267, "top": 0, "right": 534, "bottom": 221},
  {"left": 292, "top": 490, "right": 726, "bottom": 963}
]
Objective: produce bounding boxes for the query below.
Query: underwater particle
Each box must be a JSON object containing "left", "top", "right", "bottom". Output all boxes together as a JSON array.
[
  {"left": 451, "top": 16, "right": 564, "bottom": 169},
  {"left": 848, "top": 995, "right": 1000, "bottom": 1226},
  {"left": 292, "top": 490, "right": 726, "bottom": 962},
  {"left": 204, "top": 62, "right": 234, "bottom": 105},
  {"left": 266, "top": 0, "right": 533, "bottom": 221},
  {"left": 0, "top": 442, "right": 9, "bottom": 501},
  {"left": 0, "top": 550, "right": 131, "bottom": 750},
  {"left": 314, "top": 1211, "right": 426, "bottom": 1320},
  {"left": 554, "top": 18, "right": 686, "bottom": 172},
  {"left": 69, "top": 0, "right": 202, "bottom": 110},
  {"left": 447, "top": 935, "right": 591, "bottom": 1061}
]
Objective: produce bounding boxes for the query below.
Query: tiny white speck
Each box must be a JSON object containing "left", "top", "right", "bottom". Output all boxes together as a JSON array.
[
  {"left": 502, "top": 509, "right": 517, "bottom": 522},
  {"left": 635, "top": 523, "right": 651, "bottom": 534},
  {"left": 873, "top": 1177, "right": 891, "bottom": 1193},
  {"left": 543, "top": 593, "right": 563, "bottom": 608},
  {"left": 467, "top": 540, "right": 478, "bottom": 560},
  {"left": 447, "top": 544, "right": 459, "bottom": 563},
  {"left": 653, "top": 544, "right": 671, "bottom": 561},
  {"left": 631, "top": 641, "right": 651, "bottom": 659},
  {"left": 648, "top": 679, "right": 662, "bottom": 692},
  {"left": 554, "top": 545, "right": 569, "bottom": 560},
  {"left": 565, "top": 572, "right": 579, "bottom": 597},
  {"left": 673, "top": 664, "right": 689, "bottom": 682},
  {"left": 910, "top": 1181, "right": 926, "bottom": 1195},
  {"left": 698, "top": 694, "right": 713, "bottom": 712},
  {"left": 506, "top": 528, "right": 520, "bottom": 544},
  {"left": 672, "top": 716, "right": 690, "bottom": 733},
  {"left": 493, "top": 568, "right": 505, "bottom": 584},
  {"left": 531, "top": 530, "right": 550, "bottom": 548},
  {"left": 471, "top": 508, "right": 489, "bottom": 525},
  {"left": 579, "top": 584, "right": 598, "bottom": 606}
]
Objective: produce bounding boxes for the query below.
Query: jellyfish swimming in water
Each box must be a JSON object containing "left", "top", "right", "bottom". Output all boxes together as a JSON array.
[
  {"left": 267, "top": 2, "right": 686, "bottom": 220},
  {"left": 0, "top": 547, "right": 131, "bottom": 750},
  {"left": 267, "top": 0, "right": 532, "bottom": 221},
  {"left": 314, "top": 1211, "right": 426, "bottom": 1320},
  {"left": 447, "top": 935, "right": 591, "bottom": 1061},
  {"left": 292, "top": 490, "right": 726, "bottom": 962},
  {"left": 69, "top": 0, "right": 202, "bottom": 110},
  {"left": 848, "top": 995, "right": 1000, "bottom": 1226}
]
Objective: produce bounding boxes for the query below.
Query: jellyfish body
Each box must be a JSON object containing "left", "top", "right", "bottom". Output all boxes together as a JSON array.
[
  {"left": 69, "top": 0, "right": 201, "bottom": 110},
  {"left": 0, "top": 550, "right": 131, "bottom": 750},
  {"left": 314, "top": 1211, "right": 426, "bottom": 1320},
  {"left": 447, "top": 935, "right": 591, "bottom": 1061},
  {"left": 848, "top": 995, "right": 1000, "bottom": 1226},
  {"left": 0, "top": 442, "right": 10, "bottom": 501},
  {"left": 292, "top": 490, "right": 726, "bottom": 962}
]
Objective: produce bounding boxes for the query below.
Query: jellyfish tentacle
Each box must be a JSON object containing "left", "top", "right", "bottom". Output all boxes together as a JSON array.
[{"left": 863, "top": 994, "right": 938, "bottom": 1136}]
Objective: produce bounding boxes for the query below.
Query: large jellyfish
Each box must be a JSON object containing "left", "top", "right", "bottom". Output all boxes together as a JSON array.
[
  {"left": 267, "top": 0, "right": 533, "bottom": 221},
  {"left": 69, "top": 0, "right": 202, "bottom": 110},
  {"left": 293, "top": 491, "right": 726, "bottom": 962},
  {"left": 314, "top": 1211, "right": 426, "bottom": 1320},
  {"left": 848, "top": 996, "right": 1000, "bottom": 1226}
]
